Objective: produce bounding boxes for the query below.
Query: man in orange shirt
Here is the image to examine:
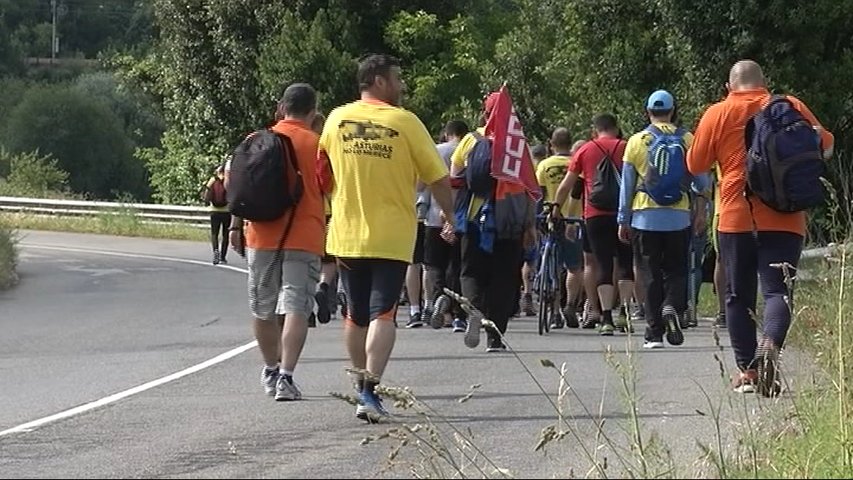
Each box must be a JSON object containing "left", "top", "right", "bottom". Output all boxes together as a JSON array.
[
  {"left": 687, "top": 60, "right": 834, "bottom": 396},
  {"left": 228, "top": 83, "right": 326, "bottom": 401}
]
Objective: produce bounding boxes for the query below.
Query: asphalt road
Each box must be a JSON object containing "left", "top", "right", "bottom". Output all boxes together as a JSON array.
[{"left": 0, "top": 230, "right": 783, "bottom": 478}]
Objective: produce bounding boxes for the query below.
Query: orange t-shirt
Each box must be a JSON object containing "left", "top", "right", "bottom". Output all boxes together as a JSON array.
[
  {"left": 245, "top": 119, "right": 325, "bottom": 254},
  {"left": 686, "top": 89, "right": 834, "bottom": 235}
]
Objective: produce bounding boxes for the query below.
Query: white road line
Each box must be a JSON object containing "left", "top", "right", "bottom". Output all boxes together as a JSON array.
[
  {"left": 0, "top": 244, "right": 255, "bottom": 438},
  {"left": 21, "top": 244, "right": 249, "bottom": 274},
  {"left": 0, "top": 341, "right": 257, "bottom": 437}
]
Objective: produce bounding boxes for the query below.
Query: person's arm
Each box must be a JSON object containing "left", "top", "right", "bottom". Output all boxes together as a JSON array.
[
  {"left": 686, "top": 104, "right": 720, "bottom": 175},
  {"left": 554, "top": 170, "right": 579, "bottom": 213},
  {"left": 428, "top": 176, "right": 454, "bottom": 221},
  {"left": 618, "top": 162, "right": 637, "bottom": 226},
  {"left": 788, "top": 96, "right": 835, "bottom": 159}
]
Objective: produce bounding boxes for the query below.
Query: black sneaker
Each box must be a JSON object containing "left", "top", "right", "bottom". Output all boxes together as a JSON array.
[
  {"left": 431, "top": 294, "right": 451, "bottom": 329},
  {"left": 315, "top": 283, "right": 331, "bottom": 324},
  {"left": 307, "top": 312, "right": 317, "bottom": 328},
  {"left": 486, "top": 337, "right": 507, "bottom": 353},
  {"left": 550, "top": 310, "right": 564, "bottom": 329},
  {"left": 562, "top": 302, "right": 579, "bottom": 328},
  {"left": 714, "top": 312, "right": 726, "bottom": 328},
  {"left": 212, "top": 250, "right": 220, "bottom": 265},
  {"left": 405, "top": 312, "right": 424, "bottom": 328},
  {"left": 663, "top": 305, "right": 684, "bottom": 345},
  {"left": 685, "top": 304, "right": 698, "bottom": 328}
]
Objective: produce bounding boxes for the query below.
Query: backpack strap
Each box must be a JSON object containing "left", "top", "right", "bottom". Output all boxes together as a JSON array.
[
  {"left": 259, "top": 132, "right": 303, "bottom": 287},
  {"left": 590, "top": 140, "right": 618, "bottom": 168}
]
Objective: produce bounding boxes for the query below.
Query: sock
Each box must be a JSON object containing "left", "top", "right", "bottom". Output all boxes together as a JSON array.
[
  {"left": 602, "top": 309, "right": 613, "bottom": 325},
  {"left": 410, "top": 306, "right": 420, "bottom": 316},
  {"left": 279, "top": 368, "right": 294, "bottom": 383},
  {"left": 264, "top": 363, "right": 279, "bottom": 373}
]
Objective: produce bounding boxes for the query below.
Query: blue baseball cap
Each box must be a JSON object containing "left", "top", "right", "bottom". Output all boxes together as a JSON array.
[{"left": 646, "top": 90, "right": 674, "bottom": 111}]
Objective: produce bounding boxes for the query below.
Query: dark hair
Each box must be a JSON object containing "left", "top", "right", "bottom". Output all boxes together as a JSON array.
[
  {"left": 592, "top": 113, "right": 619, "bottom": 132},
  {"left": 531, "top": 144, "right": 548, "bottom": 159},
  {"left": 357, "top": 54, "right": 401, "bottom": 92},
  {"left": 444, "top": 119, "right": 469, "bottom": 138},
  {"left": 550, "top": 127, "right": 572, "bottom": 150},
  {"left": 278, "top": 83, "right": 317, "bottom": 118}
]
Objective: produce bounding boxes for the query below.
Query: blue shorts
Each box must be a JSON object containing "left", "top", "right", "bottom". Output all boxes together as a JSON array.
[{"left": 523, "top": 245, "right": 538, "bottom": 264}]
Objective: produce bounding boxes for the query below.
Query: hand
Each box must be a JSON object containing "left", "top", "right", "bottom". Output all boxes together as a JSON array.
[
  {"left": 229, "top": 229, "right": 245, "bottom": 257},
  {"left": 692, "top": 211, "right": 707, "bottom": 237},
  {"left": 564, "top": 223, "right": 579, "bottom": 241},
  {"left": 440, "top": 221, "right": 457, "bottom": 244},
  {"left": 523, "top": 226, "right": 537, "bottom": 250},
  {"left": 618, "top": 225, "right": 632, "bottom": 244},
  {"left": 548, "top": 203, "right": 562, "bottom": 220}
]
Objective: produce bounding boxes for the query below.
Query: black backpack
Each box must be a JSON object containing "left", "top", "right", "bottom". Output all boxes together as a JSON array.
[
  {"left": 227, "top": 130, "right": 303, "bottom": 222},
  {"left": 587, "top": 141, "right": 622, "bottom": 211}
]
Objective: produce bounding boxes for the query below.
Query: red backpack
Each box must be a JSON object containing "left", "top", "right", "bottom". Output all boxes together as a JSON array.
[{"left": 206, "top": 178, "right": 228, "bottom": 207}]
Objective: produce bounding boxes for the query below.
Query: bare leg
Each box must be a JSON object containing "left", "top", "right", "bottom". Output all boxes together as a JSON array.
[
  {"left": 280, "top": 313, "right": 308, "bottom": 373},
  {"left": 406, "top": 264, "right": 422, "bottom": 312},
  {"left": 253, "top": 317, "right": 282, "bottom": 367},
  {"left": 346, "top": 322, "right": 368, "bottom": 386},
  {"left": 366, "top": 319, "right": 396, "bottom": 379},
  {"left": 584, "top": 253, "right": 600, "bottom": 313}
]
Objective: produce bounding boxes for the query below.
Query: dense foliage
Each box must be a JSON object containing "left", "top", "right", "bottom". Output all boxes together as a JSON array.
[{"left": 2, "top": 0, "right": 851, "bottom": 240}]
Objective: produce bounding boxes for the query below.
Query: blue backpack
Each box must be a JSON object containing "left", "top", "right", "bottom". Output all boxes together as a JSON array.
[
  {"left": 466, "top": 132, "right": 496, "bottom": 197},
  {"left": 745, "top": 96, "right": 825, "bottom": 213},
  {"left": 640, "top": 125, "right": 688, "bottom": 206}
]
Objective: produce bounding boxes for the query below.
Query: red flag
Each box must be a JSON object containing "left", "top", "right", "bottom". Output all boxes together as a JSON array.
[{"left": 484, "top": 85, "right": 542, "bottom": 200}]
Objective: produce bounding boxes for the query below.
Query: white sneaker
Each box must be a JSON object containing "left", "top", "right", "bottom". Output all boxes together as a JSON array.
[
  {"left": 464, "top": 313, "right": 481, "bottom": 348},
  {"left": 274, "top": 376, "right": 302, "bottom": 401},
  {"left": 261, "top": 367, "right": 278, "bottom": 396},
  {"left": 643, "top": 340, "right": 665, "bottom": 349}
]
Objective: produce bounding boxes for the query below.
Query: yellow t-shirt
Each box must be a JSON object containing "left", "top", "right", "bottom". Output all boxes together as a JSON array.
[
  {"left": 319, "top": 100, "right": 448, "bottom": 263},
  {"left": 536, "top": 154, "right": 582, "bottom": 218},
  {"left": 623, "top": 122, "right": 695, "bottom": 212},
  {"left": 450, "top": 128, "right": 485, "bottom": 221}
]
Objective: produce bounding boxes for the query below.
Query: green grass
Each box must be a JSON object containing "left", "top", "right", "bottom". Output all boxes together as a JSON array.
[
  {"left": 1, "top": 212, "right": 208, "bottom": 242},
  {"left": 0, "top": 218, "right": 18, "bottom": 289},
  {"left": 730, "top": 251, "right": 853, "bottom": 478}
]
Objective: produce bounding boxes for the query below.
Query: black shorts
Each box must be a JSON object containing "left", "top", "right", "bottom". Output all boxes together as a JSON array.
[
  {"left": 322, "top": 215, "right": 335, "bottom": 263},
  {"left": 338, "top": 258, "right": 407, "bottom": 327},
  {"left": 581, "top": 221, "right": 592, "bottom": 254},
  {"left": 423, "top": 226, "right": 451, "bottom": 268},
  {"left": 412, "top": 222, "right": 426, "bottom": 264}
]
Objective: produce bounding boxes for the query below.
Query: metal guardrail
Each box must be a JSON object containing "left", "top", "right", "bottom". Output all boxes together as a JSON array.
[
  {"left": 0, "top": 196, "right": 848, "bottom": 261},
  {"left": 0, "top": 196, "right": 210, "bottom": 228}
]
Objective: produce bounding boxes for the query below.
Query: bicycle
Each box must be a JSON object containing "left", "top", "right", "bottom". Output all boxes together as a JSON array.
[{"left": 533, "top": 209, "right": 579, "bottom": 335}]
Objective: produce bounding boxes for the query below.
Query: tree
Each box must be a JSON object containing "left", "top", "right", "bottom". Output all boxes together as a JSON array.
[
  {"left": 4, "top": 85, "right": 148, "bottom": 200},
  {"left": 73, "top": 72, "right": 164, "bottom": 149}
]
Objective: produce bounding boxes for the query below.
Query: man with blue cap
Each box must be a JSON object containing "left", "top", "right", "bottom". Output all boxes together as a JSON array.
[{"left": 617, "top": 89, "right": 709, "bottom": 349}]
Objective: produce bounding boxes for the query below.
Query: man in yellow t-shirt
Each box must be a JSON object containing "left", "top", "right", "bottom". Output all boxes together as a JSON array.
[
  {"left": 317, "top": 54, "right": 454, "bottom": 421},
  {"left": 535, "top": 128, "right": 584, "bottom": 328}
]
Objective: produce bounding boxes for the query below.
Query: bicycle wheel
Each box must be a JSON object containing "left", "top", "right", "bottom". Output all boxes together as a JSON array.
[
  {"left": 538, "top": 287, "right": 550, "bottom": 335},
  {"left": 538, "top": 242, "right": 552, "bottom": 335}
]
